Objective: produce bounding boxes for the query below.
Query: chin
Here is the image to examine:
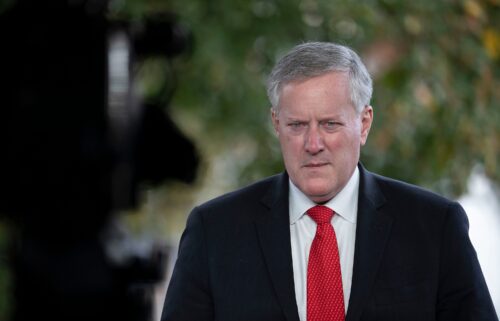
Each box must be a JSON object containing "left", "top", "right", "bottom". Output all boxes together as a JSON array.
[
  {"left": 308, "top": 194, "right": 334, "bottom": 204},
  {"left": 303, "top": 184, "right": 335, "bottom": 203}
]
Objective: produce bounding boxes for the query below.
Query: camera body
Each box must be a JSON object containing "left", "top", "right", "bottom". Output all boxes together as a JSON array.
[{"left": 0, "top": 1, "right": 198, "bottom": 320}]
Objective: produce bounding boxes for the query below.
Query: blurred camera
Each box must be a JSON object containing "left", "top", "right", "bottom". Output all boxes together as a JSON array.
[{"left": 0, "top": 1, "right": 198, "bottom": 320}]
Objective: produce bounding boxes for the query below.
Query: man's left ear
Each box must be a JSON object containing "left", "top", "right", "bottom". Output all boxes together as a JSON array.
[{"left": 360, "top": 106, "right": 373, "bottom": 146}]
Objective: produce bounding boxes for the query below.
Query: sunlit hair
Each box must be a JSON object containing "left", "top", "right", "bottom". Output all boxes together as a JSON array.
[{"left": 266, "top": 42, "right": 372, "bottom": 114}]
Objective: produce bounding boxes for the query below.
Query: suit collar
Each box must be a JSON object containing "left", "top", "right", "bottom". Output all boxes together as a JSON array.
[
  {"left": 346, "top": 164, "right": 393, "bottom": 321},
  {"left": 357, "top": 163, "right": 386, "bottom": 209},
  {"left": 260, "top": 171, "right": 288, "bottom": 211},
  {"left": 256, "top": 172, "right": 301, "bottom": 321}
]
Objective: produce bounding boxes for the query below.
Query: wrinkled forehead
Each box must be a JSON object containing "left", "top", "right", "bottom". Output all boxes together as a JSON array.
[{"left": 274, "top": 70, "right": 352, "bottom": 107}]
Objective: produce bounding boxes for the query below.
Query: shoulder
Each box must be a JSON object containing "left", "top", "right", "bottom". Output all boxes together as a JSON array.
[
  {"left": 201, "top": 173, "right": 281, "bottom": 208},
  {"left": 368, "top": 170, "right": 457, "bottom": 207},
  {"left": 362, "top": 167, "right": 467, "bottom": 225},
  {"left": 188, "top": 173, "right": 284, "bottom": 223},
  {"left": 361, "top": 168, "right": 471, "bottom": 261}
]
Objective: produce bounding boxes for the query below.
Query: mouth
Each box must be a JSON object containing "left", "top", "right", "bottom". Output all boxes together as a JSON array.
[{"left": 303, "top": 162, "right": 328, "bottom": 168}]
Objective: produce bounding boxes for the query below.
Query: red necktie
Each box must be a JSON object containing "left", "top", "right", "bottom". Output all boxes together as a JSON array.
[{"left": 307, "top": 205, "right": 345, "bottom": 321}]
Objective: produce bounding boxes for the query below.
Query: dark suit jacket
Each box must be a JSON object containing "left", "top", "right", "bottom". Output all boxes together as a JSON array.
[{"left": 161, "top": 164, "right": 498, "bottom": 321}]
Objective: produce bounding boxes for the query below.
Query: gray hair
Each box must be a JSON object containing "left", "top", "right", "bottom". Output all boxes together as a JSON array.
[{"left": 266, "top": 42, "right": 373, "bottom": 114}]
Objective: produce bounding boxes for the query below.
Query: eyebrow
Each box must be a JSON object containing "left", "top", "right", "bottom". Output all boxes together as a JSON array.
[{"left": 283, "top": 114, "right": 345, "bottom": 121}]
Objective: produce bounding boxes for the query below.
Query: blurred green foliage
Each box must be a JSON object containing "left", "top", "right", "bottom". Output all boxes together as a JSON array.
[{"left": 117, "top": 0, "right": 499, "bottom": 198}]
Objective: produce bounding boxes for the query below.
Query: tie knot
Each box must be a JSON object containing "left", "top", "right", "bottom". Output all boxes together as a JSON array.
[{"left": 307, "top": 205, "right": 334, "bottom": 224}]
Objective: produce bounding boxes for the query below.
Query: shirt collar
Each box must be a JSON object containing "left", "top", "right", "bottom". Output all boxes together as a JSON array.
[{"left": 289, "top": 166, "right": 360, "bottom": 224}]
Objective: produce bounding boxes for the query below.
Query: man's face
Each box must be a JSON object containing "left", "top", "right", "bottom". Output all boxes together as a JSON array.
[{"left": 272, "top": 71, "right": 373, "bottom": 203}]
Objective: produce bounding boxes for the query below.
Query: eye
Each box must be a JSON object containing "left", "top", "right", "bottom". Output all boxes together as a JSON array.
[
  {"left": 322, "top": 120, "right": 340, "bottom": 131},
  {"left": 287, "top": 121, "right": 306, "bottom": 132}
]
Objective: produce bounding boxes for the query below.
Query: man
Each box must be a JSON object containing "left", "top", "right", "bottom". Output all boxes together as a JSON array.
[{"left": 161, "top": 42, "right": 498, "bottom": 321}]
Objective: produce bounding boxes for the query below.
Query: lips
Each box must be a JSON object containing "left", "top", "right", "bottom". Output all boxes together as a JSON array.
[{"left": 304, "top": 162, "right": 328, "bottom": 168}]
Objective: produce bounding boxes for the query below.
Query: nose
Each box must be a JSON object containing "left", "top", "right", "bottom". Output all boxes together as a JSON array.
[{"left": 304, "top": 125, "right": 324, "bottom": 154}]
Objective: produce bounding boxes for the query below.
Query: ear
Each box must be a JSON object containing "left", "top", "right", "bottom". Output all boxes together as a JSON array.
[
  {"left": 271, "top": 108, "right": 280, "bottom": 136},
  {"left": 360, "top": 106, "right": 373, "bottom": 146}
]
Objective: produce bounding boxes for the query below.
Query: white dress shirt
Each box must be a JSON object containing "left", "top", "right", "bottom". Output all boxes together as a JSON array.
[{"left": 289, "top": 167, "right": 359, "bottom": 321}]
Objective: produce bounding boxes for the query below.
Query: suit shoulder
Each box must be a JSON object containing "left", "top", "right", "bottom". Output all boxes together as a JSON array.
[
  {"left": 366, "top": 171, "right": 468, "bottom": 230},
  {"left": 371, "top": 172, "right": 457, "bottom": 208},
  {"left": 195, "top": 173, "right": 281, "bottom": 213}
]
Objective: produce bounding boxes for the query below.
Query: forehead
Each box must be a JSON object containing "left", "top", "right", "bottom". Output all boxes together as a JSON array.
[
  {"left": 281, "top": 71, "right": 349, "bottom": 95},
  {"left": 278, "top": 72, "right": 352, "bottom": 111}
]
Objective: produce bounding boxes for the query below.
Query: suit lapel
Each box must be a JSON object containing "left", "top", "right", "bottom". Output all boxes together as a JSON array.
[
  {"left": 346, "top": 165, "right": 393, "bottom": 321},
  {"left": 255, "top": 173, "right": 300, "bottom": 321}
]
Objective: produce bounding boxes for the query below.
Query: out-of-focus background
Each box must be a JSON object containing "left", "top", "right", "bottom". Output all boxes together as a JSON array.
[{"left": 0, "top": 0, "right": 499, "bottom": 320}]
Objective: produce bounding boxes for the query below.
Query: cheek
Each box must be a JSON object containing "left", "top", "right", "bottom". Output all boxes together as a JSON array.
[
  {"left": 325, "top": 132, "right": 361, "bottom": 157},
  {"left": 325, "top": 135, "right": 347, "bottom": 150},
  {"left": 281, "top": 132, "right": 301, "bottom": 148},
  {"left": 280, "top": 136, "right": 303, "bottom": 159}
]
